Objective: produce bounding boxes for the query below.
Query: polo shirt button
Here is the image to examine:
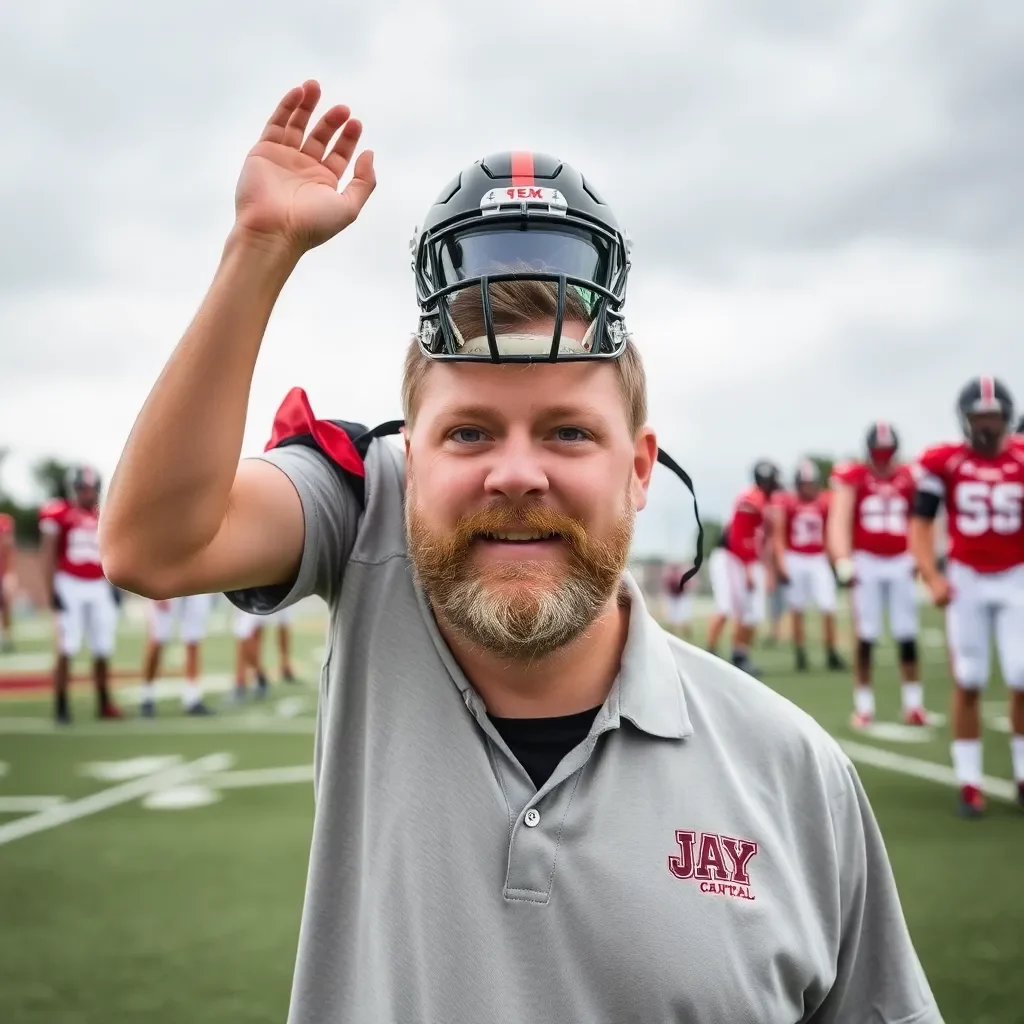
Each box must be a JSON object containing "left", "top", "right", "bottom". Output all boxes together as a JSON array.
[{"left": 524, "top": 808, "right": 541, "bottom": 827}]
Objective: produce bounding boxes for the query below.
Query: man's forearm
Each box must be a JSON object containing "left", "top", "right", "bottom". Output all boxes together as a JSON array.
[{"left": 100, "top": 229, "right": 300, "bottom": 576}]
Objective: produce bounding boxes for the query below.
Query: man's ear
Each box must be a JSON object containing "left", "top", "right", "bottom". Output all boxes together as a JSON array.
[{"left": 632, "top": 426, "right": 658, "bottom": 511}]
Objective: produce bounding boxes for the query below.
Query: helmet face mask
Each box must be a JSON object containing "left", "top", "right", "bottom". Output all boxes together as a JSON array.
[
  {"left": 794, "top": 459, "right": 820, "bottom": 500},
  {"left": 753, "top": 459, "right": 780, "bottom": 495},
  {"left": 65, "top": 465, "right": 101, "bottom": 508},
  {"left": 411, "top": 152, "right": 632, "bottom": 363}
]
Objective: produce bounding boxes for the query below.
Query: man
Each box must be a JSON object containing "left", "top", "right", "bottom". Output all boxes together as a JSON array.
[
  {"left": 40, "top": 465, "right": 122, "bottom": 723},
  {"left": 829, "top": 424, "right": 926, "bottom": 729},
  {"left": 0, "top": 512, "right": 14, "bottom": 652},
  {"left": 705, "top": 461, "right": 780, "bottom": 675},
  {"left": 140, "top": 594, "right": 216, "bottom": 716},
  {"left": 772, "top": 460, "right": 844, "bottom": 672},
  {"left": 100, "top": 82, "right": 940, "bottom": 1022},
  {"left": 909, "top": 376, "right": 1024, "bottom": 818}
]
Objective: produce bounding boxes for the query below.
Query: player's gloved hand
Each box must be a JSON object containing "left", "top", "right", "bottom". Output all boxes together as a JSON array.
[
  {"left": 834, "top": 557, "right": 855, "bottom": 587},
  {"left": 927, "top": 575, "right": 953, "bottom": 608},
  {"left": 234, "top": 80, "right": 376, "bottom": 259},
  {"left": 50, "top": 591, "right": 64, "bottom": 612}
]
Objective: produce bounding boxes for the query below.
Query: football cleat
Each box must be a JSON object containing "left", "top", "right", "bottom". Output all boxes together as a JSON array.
[
  {"left": 850, "top": 711, "right": 873, "bottom": 730},
  {"left": 186, "top": 701, "right": 214, "bottom": 716},
  {"left": 98, "top": 702, "right": 124, "bottom": 720},
  {"left": 903, "top": 707, "right": 928, "bottom": 727},
  {"left": 957, "top": 785, "right": 985, "bottom": 819},
  {"left": 140, "top": 700, "right": 156, "bottom": 718}
]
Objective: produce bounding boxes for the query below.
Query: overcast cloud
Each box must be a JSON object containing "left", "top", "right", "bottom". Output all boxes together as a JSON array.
[{"left": 1, "top": 0, "right": 1023, "bottom": 557}]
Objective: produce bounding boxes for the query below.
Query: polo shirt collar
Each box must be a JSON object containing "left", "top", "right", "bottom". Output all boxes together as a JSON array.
[{"left": 610, "top": 572, "right": 693, "bottom": 741}]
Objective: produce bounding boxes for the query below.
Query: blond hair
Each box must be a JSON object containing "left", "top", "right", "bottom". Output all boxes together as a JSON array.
[{"left": 402, "top": 280, "right": 647, "bottom": 434}]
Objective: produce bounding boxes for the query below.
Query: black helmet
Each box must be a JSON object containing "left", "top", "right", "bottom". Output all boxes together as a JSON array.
[
  {"left": 753, "top": 459, "right": 780, "bottom": 494},
  {"left": 957, "top": 376, "right": 1014, "bottom": 453},
  {"left": 410, "top": 152, "right": 632, "bottom": 363},
  {"left": 865, "top": 420, "right": 899, "bottom": 456}
]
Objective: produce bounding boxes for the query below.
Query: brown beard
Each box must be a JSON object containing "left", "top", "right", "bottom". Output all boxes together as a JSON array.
[{"left": 405, "top": 493, "right": 635, "bottom": 661}]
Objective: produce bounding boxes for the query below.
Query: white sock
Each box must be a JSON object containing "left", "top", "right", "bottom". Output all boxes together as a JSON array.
[
  {"left": 1011, "top": 735, "right": 1024, "bottom": 784},
  {"left": 182, "top": 680, "right": 202, "bottom": 709},
  {"left": 951, "top": 739, "right": 983, "bottom": 787},
  {"left": 901, "top": 682, "right": 923, "bottom": 712},
  {"left": 141, "top": 681, "right": 156, "bottom": 704},
  {"left": 854, "top": 687, "right": 875, "bottom": 718}
]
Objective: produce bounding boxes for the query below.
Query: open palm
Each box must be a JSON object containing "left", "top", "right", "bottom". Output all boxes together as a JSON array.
[{"left": 234, "top": 80, "right": 376, "bottom": 252}]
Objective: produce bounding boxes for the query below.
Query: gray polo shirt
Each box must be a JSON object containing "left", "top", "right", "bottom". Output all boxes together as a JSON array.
[{"left": 229, "top": 439, "right": 942, "bottom": 1024}]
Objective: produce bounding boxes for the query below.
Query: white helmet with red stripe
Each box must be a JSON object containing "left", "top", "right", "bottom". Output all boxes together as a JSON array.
[
  {"left": 957, "top": 376, "right": 1014, "bottom": 454},
  {"left": 409, "top": 152, "right": 632, "bottom": 363},
  {"left": 794, "top": 458, "right": 821, "bottom": 496}
]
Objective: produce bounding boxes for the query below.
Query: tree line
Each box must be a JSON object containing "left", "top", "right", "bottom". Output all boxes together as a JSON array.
[{"left": 0, "top": 450, "right": 77, "bottom": 545}]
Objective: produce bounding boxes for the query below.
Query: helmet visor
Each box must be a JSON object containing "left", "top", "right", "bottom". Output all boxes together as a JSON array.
[{"left": 428, "top": 222, "right": 617, "bottom": 299}]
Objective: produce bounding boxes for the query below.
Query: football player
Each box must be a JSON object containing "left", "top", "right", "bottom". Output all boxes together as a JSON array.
[
  {"left": 706, "top": 460, "right": 780, "bottom": 674},
  {"left": 909, "top": 376, "right": 1024, "bottom": 817},
  {"left": 662, "top": 562, "right": 694, "bottom": 640},
  {"left": 0, "top": 512, "right": 14, "bottom": 652},
  {"left": 38, "top": 466, "right": 122, "bottom": 723},
  {"left": 140, "top": 595, "right": 216, "bottom": 716},
  {"left": 232, "top": 609, "right": 271, "bottom": 700},
  {"left": 829, "top": 425, "right": 926, "bottom": 728},
  {"left": 771, "top": 460, "right": 845, "bottom": 672}
]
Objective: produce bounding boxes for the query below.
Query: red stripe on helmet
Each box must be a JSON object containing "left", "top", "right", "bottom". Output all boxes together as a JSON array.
[
  {"left": 510, "top": 151, "right": 535, "bottom": 186},
  {"left": 875, "top": 421, "right": 893, "bottom": 446},
  {"left": 980, "top": 375, "right": 995, "bottom": 404}
]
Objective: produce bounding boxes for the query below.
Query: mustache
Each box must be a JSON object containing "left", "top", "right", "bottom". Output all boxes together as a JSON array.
[{"left": 452, "top": 504, "right": 588, "bottom": 549}]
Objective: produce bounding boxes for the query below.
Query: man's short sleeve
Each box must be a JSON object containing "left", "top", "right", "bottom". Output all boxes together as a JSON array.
[
  {"left": 811, "top": 760, "right": 943, "bottom": 1023},
  {"left": 225, "top": 445, "right": 360, "bottom": 614}
]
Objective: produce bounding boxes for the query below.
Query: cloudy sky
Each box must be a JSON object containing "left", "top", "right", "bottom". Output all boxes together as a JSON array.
[{"left": 2, "top": 0, "right": 1022, "bottom": 557}]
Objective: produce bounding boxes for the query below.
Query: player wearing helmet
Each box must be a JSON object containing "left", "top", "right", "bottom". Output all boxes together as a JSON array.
[
  {"left": 828, "top": 424, "right": 925, "bottom": 728},
  {"left": 0, "top": 512, "right": 14, "bottom": 652},
  {"left": 38, "top": 465, "right": 122, "bottom": 723},
  {"left": 705, "top": 460, "right": 780, "bottom": 676},
  {"left": 910, "top": 376, "right": 1024, "bottom": 818},
  {"left": 770, "top": 460, "right": 845, "bottom": 673},
  {"left": 99, "top": 82, "right": 938, "bottom": 1022}
]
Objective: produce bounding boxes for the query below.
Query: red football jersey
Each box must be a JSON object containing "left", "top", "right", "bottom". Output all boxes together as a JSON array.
[
  {"left": 775, "top": 490, "right": 831, "bottom": 555},
  {"left": 38, "top": 499, "right": 104, "bottom": 580},
  {"left": 0, "top": 513, "right": 13, "bottom": 572},
  {"left": 914, "top": 441, "right": 1024, "bottom": 574},
  {"left": 830, "top": 461, "right": 915, "bottom": 557},
  {"left": 725, "top": 486, "right": 771, "bottom": 564}
]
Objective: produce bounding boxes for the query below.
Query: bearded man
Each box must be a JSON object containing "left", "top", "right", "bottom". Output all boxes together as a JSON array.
[{"left": 100, "top": 81, "right": 941, "bottom": 1024}]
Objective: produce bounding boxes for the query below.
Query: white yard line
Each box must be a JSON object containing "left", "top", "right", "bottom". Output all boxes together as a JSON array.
[
  {"left": 0, "top": 752, "right": 233, "bottom": 847},
  {"left": 210, "top": 765, "right": 314, "bottom": 788},
  {"left": 840, "top": 740, "right": 1018, "bottom": 803},
  {"left": 0, "top": 716, "right": 315, "bottom": 736},
  {"left": 0, "top": 796, "right": 66, "bottom": 813}
]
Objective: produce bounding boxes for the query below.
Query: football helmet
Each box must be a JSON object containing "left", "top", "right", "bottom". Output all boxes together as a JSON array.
[
  {"left": 65, "top": 464, "right": 101, "bottom": 507},
  {"left": 957, "top": 376, "right": 1014, "bottom": 454},
  {"left": 865, "top": 421, "right": 899, "bottom": 470},
  {"left": 794, "top": 458, "right": 821, "bottom": 497},
  {"left": 753, "top": 459, "right": 781, "bottom": 495},
  {"left": 410, "top": 152, "right": 631, "bottom": 362}
]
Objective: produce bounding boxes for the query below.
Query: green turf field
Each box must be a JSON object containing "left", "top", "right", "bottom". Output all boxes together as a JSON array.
[{"left": 0, "top": 596, "right": 1021, "bottom": 1023}]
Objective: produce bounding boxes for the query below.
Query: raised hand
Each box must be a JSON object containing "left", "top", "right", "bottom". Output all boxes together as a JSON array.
[{"left": 234, "top": 80, "right": 376, "bottom": 256}]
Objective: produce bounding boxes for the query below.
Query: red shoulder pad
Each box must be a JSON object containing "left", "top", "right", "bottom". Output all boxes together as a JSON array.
[
  {"left": 830, "top": 461, "right": 863, "bottom": 487},
  {"left": 265, "top": 387, "right": 365, "bottom": 479},
  {"left": 38, "top": 498, "right": 67, "bottom": 523},
  {"left": 915, "top": 442, "right": 963, "bottom": 479}
]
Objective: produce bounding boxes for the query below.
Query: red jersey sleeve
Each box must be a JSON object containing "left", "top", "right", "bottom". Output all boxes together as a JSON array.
[
  {"left": 830, "top": 462, "right": 864, "bottom": 489},
  {"left": 38, "top": 499, "right": 67, "bottom": 534},
  {"left": 912, "top": 444, "right": 962, "bottom": 499}
]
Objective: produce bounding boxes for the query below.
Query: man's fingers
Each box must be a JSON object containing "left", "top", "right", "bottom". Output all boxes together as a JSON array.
[
  {"left": 259, "top": 84, "right": 306, "bottom": 145},
  {"left": 300, "top": 104, "right": 352, "bottom": 163},
  {"left": 281, "top": 80, "right": 323, "bottom": 149},
  {"left": 322, "top": 119, "right": 364, "bottom": 179},
  {"left": 339, "top": 150, "right": 377, "bottom": 215}
]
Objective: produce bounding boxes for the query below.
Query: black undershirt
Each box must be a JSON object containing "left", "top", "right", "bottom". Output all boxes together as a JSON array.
[{"left": 488, "top": 705, "right": 603, "bottom": 790}]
